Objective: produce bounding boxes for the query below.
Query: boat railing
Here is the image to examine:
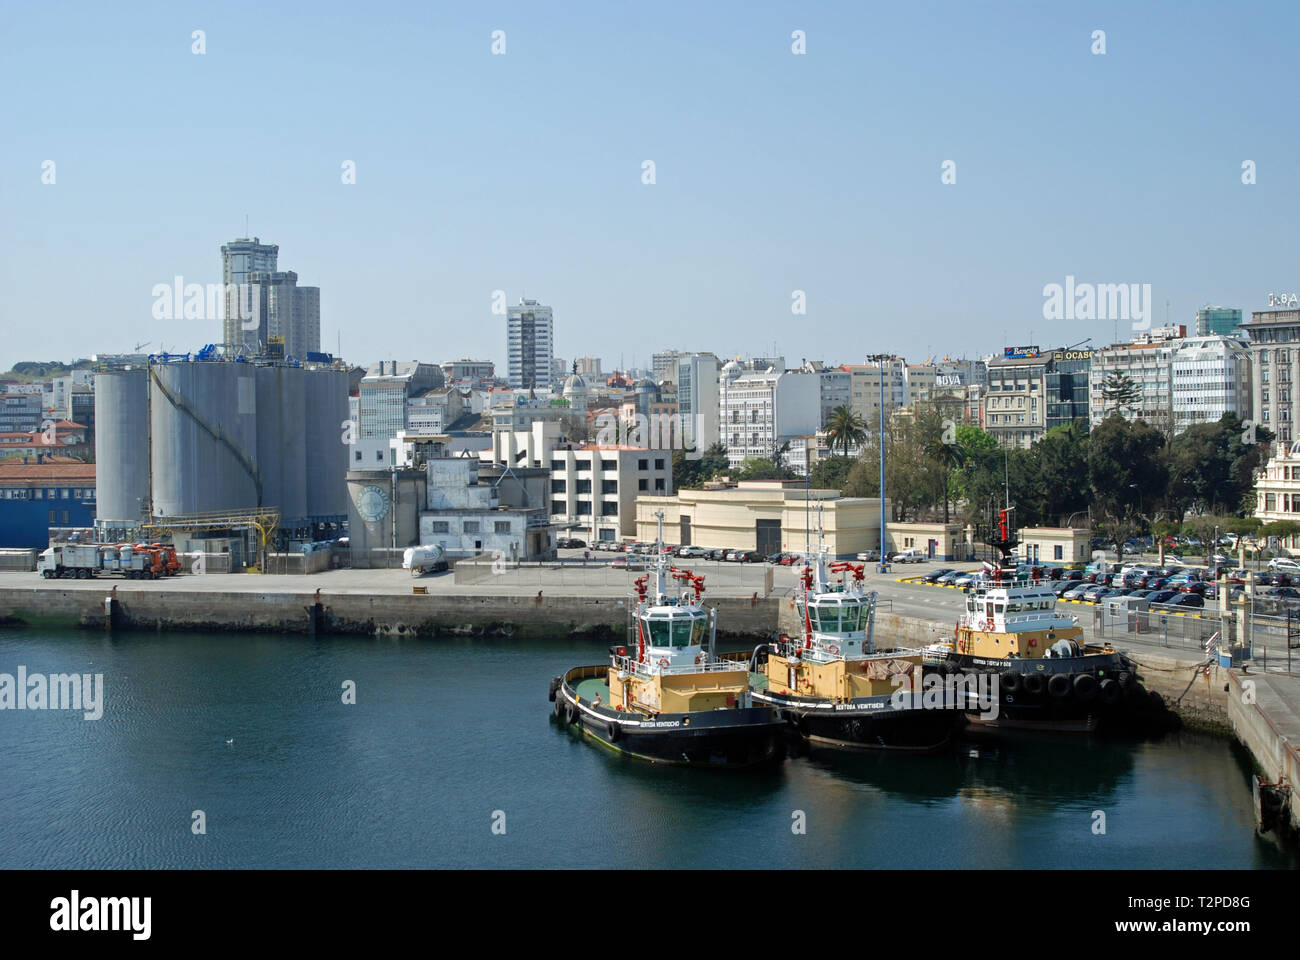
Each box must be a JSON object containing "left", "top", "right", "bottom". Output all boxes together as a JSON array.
[{"left": 611, "top": 653, "right": 746, "bottom": 676}]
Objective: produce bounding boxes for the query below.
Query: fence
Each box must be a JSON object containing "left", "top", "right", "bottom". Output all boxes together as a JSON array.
[
  {"left": 1091, "top": 603, "right": 1298, "bottom": 675},
  {"left": 453, "top": 557, "right": 774, "bottom": 596}
]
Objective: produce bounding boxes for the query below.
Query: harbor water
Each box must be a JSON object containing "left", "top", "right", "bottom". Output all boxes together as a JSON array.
[{"left": 0, "top": 629, "right": 1293, "bottom": 869}]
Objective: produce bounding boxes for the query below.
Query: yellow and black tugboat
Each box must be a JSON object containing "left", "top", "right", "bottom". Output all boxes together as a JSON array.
[
  {"left": 548, "top": 518, "right": 786, "bottom": 768},
  {"left": 928, "top": 509, "right": 1150, "bottom": 733},
  {"left": 741, "top": 546, "right": 959, "bottom": 751}
]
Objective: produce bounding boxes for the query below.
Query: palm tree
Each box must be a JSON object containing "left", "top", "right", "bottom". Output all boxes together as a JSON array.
[
  {"left": 825, "top": 405, "right": 867, "bottom": 458},
  {"left": 924, "top": 432, "right": 967, "bottom": 524}
]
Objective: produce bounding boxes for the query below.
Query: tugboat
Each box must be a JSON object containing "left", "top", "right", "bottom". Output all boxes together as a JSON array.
[
  {"left": 548, "top": 516, "right": 786, "bottom": 768},
  {"left": 929, "top": 508, "right": 1151, "bottom": 733},
  {"left": 741, "top": 544, "right": 959, "bottom": 751}
]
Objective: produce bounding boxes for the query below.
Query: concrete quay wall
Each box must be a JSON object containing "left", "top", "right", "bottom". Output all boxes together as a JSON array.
[{"left": 0, "top": 586, "right": 781, "bottom": 643}]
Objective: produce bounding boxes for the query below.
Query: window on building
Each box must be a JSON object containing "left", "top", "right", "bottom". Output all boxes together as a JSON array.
[
  {"left": 654, "top": 478, "right": 665, "bottom": 491},
  {"left": 600, "top": 459, "right": 615, "bottom": 470},
  {"left": 48, "top": 510, "right": 56, "bottom": 523},
  {"left": 494, "top": 521, "right": 510, "bottom": 533},
  {"left": 575, "top": 502, "right": 591, "bottom": 515},
  {"left": 638, "top": 478, "right": 648, "bottom": 491},
  {"left": 601, "top": 479, "right": 617, "bottom": 494},
  {"left": 575, "top": 459, "right": 591, "bottom": 471},
  {"left": 354, "top": 451, "right": 362, "bottom": 462},
  {"left": 429, "top": 521, "right": 450, "bottom": 533},
  {"left": 654, "top": 458, "right": 664, "bottom": 470},
  {"left": 576, "top": 479, "right": 591, "bottom": 494},
  {"left": 600, "top": 502, "right": 618, "bottom": 516},
  {"left": 551, "top": 479, "right": 565, "bottom": 493},
  {"left": 463, "top": 521, "right": 480, "bottom": 533},
  {"left": 1054, "top": 545, "right": 1063, "bottom": 560},
  {"left": 638, "top": 459, "right": 648, "bottom": 470},
  {"left": 550, "top": 500, "right": 565, "bottom": 514}
]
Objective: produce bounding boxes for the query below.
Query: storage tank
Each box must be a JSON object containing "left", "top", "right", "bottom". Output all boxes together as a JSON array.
[
  {"left": 150, "top": 361, "right": 260, "bottom": 516},
  {"left": 305, "top": 366, "right": 349, "bottom": 520},
  {"left": 93, "top": 368, "right": 150, "bottom": 524},
  {"left": 255, "top": 365, "right": 308, "bottom": 526}
]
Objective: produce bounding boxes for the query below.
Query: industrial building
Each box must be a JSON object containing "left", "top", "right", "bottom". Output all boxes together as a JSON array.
[
  {"left": 93, "top": 350, "right": 350, "bottom": 561},
  {"left": 0, "top": 459, "right": 96, "bottom": 548}
]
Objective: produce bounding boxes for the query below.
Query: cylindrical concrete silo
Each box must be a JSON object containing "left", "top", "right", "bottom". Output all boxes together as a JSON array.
[
  {"left": 93, "top": 367, "right": 150, "bottom": 525},
  {"left": 255, "top": 365, "right": 308, "bottom": 526},
  {"left": 305, "top": 366, "right": 349, "bottom": 521},
  {"left": 149, "top": 361, "right": 260, "bottom": 517}
]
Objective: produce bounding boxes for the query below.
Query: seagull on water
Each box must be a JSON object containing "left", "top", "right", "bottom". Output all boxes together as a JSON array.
[{"left": 225, "top": 738, "right": 234, "bottom": 745}]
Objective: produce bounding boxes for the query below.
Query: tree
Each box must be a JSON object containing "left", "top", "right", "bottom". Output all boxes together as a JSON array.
[
  {"left": 824, "top": 405, "right": 867, "bottom": 458},
  {"left": 1087, "top": 414, "right": 1168, "bottom": 556},
  {"left": 1165, "top": 413, "right": 1272, "bottom": 520},
  {"left": 921, "top": 416, "right": 966, "bottom": 524},
  {"left": 810, "top": 454, "right": 854, "bottom": 491},
  {"left": 1033, "top": 422, "right": 1090, "bottom": 524},
  {"left": 672, "top": 442, "right": 728, "bottom": 490},
  {"left": 735, "top": 456, "right": 793, "bottom": 481},
  {"left": 1100, "top": 371, "right": 1141, "bottom": 414}
]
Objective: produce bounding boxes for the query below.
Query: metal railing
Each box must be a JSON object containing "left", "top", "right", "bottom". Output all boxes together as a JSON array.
[{"left": 610, "top": 653, "right": 747, "bottom": 676}]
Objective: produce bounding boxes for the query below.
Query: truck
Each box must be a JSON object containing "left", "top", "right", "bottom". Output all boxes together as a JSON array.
[
  {"left": 37, "top": 543, "right": 164, "bottom": 580},
  {"left": 402, "top": 544, "right": 447, "bottom": 576}
]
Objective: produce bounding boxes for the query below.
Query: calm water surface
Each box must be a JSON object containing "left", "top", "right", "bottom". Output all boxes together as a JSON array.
[{"left": 0, "top": 629, "right": 1293, "bottom": 869}]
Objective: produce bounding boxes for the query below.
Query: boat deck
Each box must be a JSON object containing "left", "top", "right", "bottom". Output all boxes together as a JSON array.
[{"left": 575, "top": 676, "right": 610, "bottom": 704}]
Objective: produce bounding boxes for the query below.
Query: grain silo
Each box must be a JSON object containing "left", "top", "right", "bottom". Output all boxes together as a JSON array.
[
  {"left": 255, "top": 364, "right": 308, "bottom": 528},
  {"left": 93, "top": 367, "right": 150, "bottom": 530},
  {"left": 305, "top": 365, "right": 349, "bottom": 522},
  {"left": 149, "top": 360, "right": 261, "bottom": 517}
]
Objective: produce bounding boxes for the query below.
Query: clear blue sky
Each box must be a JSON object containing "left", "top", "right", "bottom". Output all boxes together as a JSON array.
[{"left": 1, "top": 0, "right": 1296, "bottom": 372}]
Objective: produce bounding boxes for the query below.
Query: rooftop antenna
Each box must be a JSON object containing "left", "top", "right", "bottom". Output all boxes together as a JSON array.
[{"left": 244, "top": 214, "right": 249, "bottom": 237}]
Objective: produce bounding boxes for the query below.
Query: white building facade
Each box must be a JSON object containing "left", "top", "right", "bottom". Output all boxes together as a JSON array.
[
  {"left": 1170, "top": 336, "right": 1251, "bottom": 433},
  {"left": 719, "top": 369, "right": 821, "bottom": 468},
  {"left": 506, "top": 298, "right": 554, "bottom": 391}
]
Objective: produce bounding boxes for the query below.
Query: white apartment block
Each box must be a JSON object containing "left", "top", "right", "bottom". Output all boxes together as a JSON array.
[
  {"left": 1089, "top": 335, "right": 1179, "bottom": 429},
  {"left": 846, "top": 359, "right": 906, "bottom": 426},
  {"left": 1170, "top": 336, "right": 1251, "bottom": 433},
  {"left": 548, "top": 446, "right": 673, "bottom": 542},
  {"left": 676, "top": 353, "right": 720, "bottom": 453},
  {"left": 719, "top": 369, "right": 821, "bottom": 468}
]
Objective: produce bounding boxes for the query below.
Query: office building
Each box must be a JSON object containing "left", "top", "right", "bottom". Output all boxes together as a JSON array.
[{"left": 506, "top": 299, "right": 554, "bottom": 391}]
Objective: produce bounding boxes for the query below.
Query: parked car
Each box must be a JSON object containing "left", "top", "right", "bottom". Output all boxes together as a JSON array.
[
  {"left": 1145, "top": 590, "right": 1177, "bottom": 604},
  {"left": 1165, "top": 593, "right": 1204, "bottom": 609},
  {"left": 1082, "top": 585, "right": 1113, "bottom": 602},
  {"left": 954, "top": 573, "right": 977, "bottom": 589},
  {"left": 1268, "top": 557, "right": 1300, "bottom": 572},
  {"left": 923, "top": 568, "right": 955, "bottom": 584},
  {"left": 1050, "top": 581, "right": 1077, "bottom": 597},
  {"left": 856, "top": 550, "right": 880, "bottom": 562},
  {"left": 938, "top": 571, "right": 965, "bottom": 585},
  {"left": 893, "top": 549, "right": 927, "bottom": 563},
  {"left": 1062, "top": 584, "right": 1091, "bottom": 601}
]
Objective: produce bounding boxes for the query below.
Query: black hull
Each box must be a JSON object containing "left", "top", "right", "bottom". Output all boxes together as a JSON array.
[
  {"left": 755, "top": 691, "right": 958, "bottom": 751},
  {"left": 552, "top": 675, "right": 785, "bottom": 768},
  {"left": 936, "top": 651, "right": 1164, "bottom": 734}
]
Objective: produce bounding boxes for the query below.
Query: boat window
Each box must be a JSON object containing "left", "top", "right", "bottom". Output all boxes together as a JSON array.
[
  {"left": 671, "top": 618, "right": 694, "bottom": 647},
  {"left": 816, "top": 604, "right": 838, "bottom": 632},
  {"left": 994, "top": 603, "right": 1006, "bottom": 615},
  {"left": 691, "top": 617, "right": 706, "bottom": 645},
  {"left": 1007, "top": 602, "right": 1021, "bottom": 613},
  {"left": 648, "top": 619, "right": 670, "bottom": 647}
]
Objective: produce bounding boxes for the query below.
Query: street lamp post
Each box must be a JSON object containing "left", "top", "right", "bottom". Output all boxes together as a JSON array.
[{"left": 867, "top": 353, "right": 891, "bottom": 570}]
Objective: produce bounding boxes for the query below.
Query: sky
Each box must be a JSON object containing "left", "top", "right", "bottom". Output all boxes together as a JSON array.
[{"left": 1, "top": 0, "right": 1297, "bottom": 373}]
